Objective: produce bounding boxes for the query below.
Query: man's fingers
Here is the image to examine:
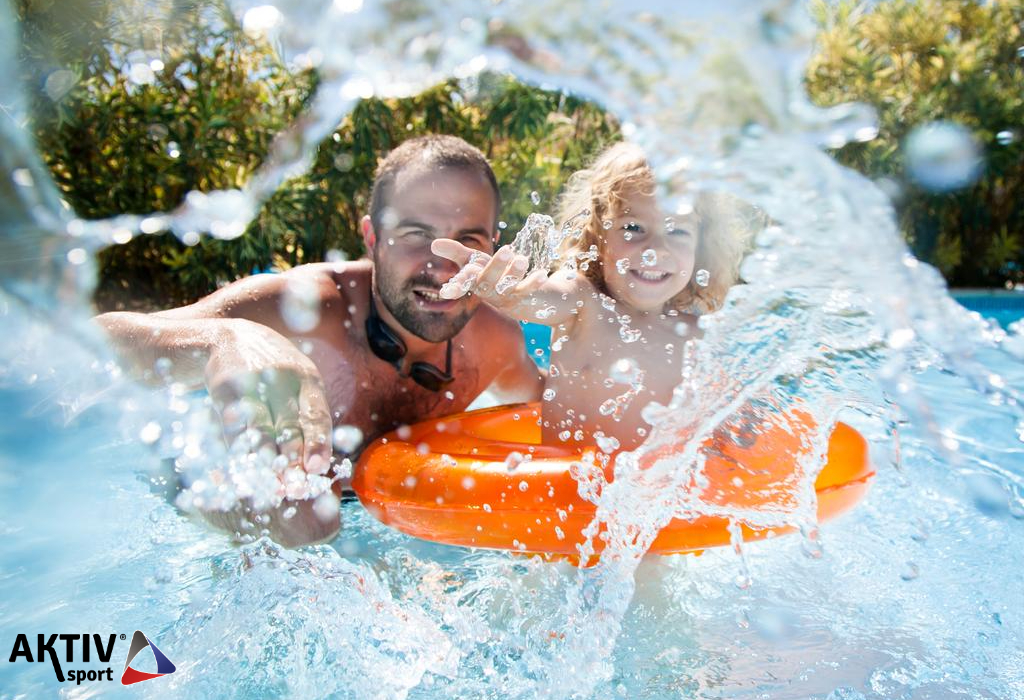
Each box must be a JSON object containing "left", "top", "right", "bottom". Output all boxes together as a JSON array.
[
  {"left": 475, "top": 246, "right": 517, "bottom": 294},
  {"left": 298, "top": 378, "right": 333, "bottom": 475},
  {"left": 495, "top": 255, "right": 530, "bottom": 294},
  {"left": 517, "top": 268, "right": 550, "bottom": 294},
  {"left": 236, "top": 396, "right": 276, "bottom": 454},
  {"left": 439, "top": 264, "right": 483, "bottom": 299},
  {"left": 431, "top": 238, "right": 475, "bottom": 264}
]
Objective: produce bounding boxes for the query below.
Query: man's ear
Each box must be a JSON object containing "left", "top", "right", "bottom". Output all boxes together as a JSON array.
[{"left": 361, "top": 215, "right": 376, "bottom": 251}]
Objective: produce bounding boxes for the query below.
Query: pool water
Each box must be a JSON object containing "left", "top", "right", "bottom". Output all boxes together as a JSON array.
[
  {"left": 3, "top": 0, "right": 1024, "bottom": 698},
  {"left": 952, "top": 292, "right": 1024, "bottom": 330},
  {"left": 1, "top": 354, "right": 1022, "bottom": 699}
]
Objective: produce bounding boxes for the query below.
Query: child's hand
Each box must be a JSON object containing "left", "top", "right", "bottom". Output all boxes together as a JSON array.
[{"left": 432, "top": 240, "right": 547, "bottom": 306}]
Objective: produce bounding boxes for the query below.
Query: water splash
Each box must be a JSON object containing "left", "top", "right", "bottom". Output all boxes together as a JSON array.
[{"left": 3, "top": 0, "right": 1024, "bottom": 698}]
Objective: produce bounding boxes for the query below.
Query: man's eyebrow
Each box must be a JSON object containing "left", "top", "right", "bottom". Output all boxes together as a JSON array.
[
  {"left": 456, "top": 227, "right": 491, "bottom": 238},
  {"left": 395, "top": 219, "right": 436, "bottom": 231}
]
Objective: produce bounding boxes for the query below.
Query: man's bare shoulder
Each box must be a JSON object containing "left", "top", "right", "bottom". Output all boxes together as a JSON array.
[
  {"left": 157, "top": 260, "right": 370, "bottom": 325},
  {"left": 298, "top": 260, "right": 372, "bottom": 306}
]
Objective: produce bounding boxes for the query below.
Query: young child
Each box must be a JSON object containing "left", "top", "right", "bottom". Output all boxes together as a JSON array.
[{"left": 432, "top": 142, "right": 747, "bottom": 451}]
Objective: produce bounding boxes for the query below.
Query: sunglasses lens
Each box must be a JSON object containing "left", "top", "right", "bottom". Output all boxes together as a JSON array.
[
  {"left": 409, "top": 363, "right": 453, "bottom": 392},
  {"left": 367, "top": 316, "right": 406, "bottom": 362},
  {"left": 374, "top": 336, "right": 405, "bottom": 363}
]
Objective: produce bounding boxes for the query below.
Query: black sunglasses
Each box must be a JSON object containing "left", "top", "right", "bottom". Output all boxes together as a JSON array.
[{"left": 365, "top": 294, "right": 454, "bottom": 392}]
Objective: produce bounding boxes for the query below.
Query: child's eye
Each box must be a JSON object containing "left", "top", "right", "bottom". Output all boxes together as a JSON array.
[
  {"left": 623, "top": 222, "right": 644, "bottom": 234},
  {"left": 669, "top": 228, "right": 692, "bottom": 237}
]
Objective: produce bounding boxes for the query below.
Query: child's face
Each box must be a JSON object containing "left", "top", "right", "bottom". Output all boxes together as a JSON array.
[{"left": 598, "top": 190, "right": 698, "bottom": 313}]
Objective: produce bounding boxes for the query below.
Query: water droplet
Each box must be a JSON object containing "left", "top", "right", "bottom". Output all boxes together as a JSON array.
[
  {"left": 66, "top": 248, "right": 87, "bottom": 265},
  {"left": 535, "top": 306, "right": 557, "bottom": 320},
  {"left": 610, "top": 357, "right": 640, "bottom": 385},
  {"left": 482, "top": 503, "right": 492, "bottom": 513},
  {"left": 44, "top": 69, "right": 77, "bottom": 101},
  {"left": 602, "top": 219, "right": 613, "bottom": 230},
  {"left": 543, "top": 388, "right": 556, "bottom": 401},
  {"left": 504, "top": 451, "right": 525, "bottom": 470},
  {"left": 461, "top": 476, "right": 475, "bottom": 490},
  {"left": 695, "top": 269, "right": 710, "bottom": 287},
  {"left": 996, "top": 130, "right": 1016, "bottom": 145},
  {"left": 595, "top": 432, "right": 620, "bottom": 453},
  {"left": 11, "top": 168, "right": 33, "bottom": 188},
  {"left": 242, "top": 5, "right": 283, "bottom": 38},
  {"left": 127, "top": 62, "right": 155, "bottom": 85},
  {"left": 554, "top": 526, "right": 565, "bottom": 540},
  {"left": 641, "top": 249, "right": 657, "bottom": 267},
  {"left": 887, "top": 328, "right": 915, "bottom": 349},
  {"left": 619, "top": 326, "right": 642, "bottom": 343},
  {"left": 615, "top": 258, "right": 630, "bottom": 274},
  {"left": 530, "top": 190, "right": 541, "bottom": 206},
  {"left": 558, "top": 430, "right": 572, "bottom": 441},
  {"left": 826, "top": 687, "right": 867, "bottom": 700},
  {"left": 598, "top": 399, "right": 617, "bottom": 416},
  {"left": 518, "top": 480, "right": 529, "bottom": 492},
  {"left": 444, "top": 390, "right": 455, "bottom": 400},
  {"left": 166, "top": 141, "right": 181, "bottom": 159},
  {"left": 334, "top": 458, "right": 353, "bottom": 479},
  {"left": 623, "top": 231, "right": 633, "bottom": 241},
  {"left": 280, "top": 277, "right": 321, "bottom": 332},
  {"left": 332, "top": 425, "right": 363, "bottom": 453},
  {"left": 900, "top": 561, "right": 920, "bottom": 581},
  {"left": 495, "top": 275, "right": 518, "bottom": 294},
  {"left": 904, "top": 121, "right": 983, "bottom": 192},
  {"left": 139, "top": 421, "right": 162, "bottom": 445}
]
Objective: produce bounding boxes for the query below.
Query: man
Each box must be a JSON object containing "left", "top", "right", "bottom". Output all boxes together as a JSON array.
[{"left": 97, "top": 135, "right": 544, "bottom": 546}]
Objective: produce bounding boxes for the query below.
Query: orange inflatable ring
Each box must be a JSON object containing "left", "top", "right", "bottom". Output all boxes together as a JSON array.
[{"left": 353, "top": 402, "right": 873, "bottom": 560}]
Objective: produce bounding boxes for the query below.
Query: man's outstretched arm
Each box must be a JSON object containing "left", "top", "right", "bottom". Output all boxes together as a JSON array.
[{"left": 95, "top": 274, "right": 340, "bottom": 546}]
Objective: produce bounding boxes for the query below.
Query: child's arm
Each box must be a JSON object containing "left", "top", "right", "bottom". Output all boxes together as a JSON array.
[{"left": 432, "top": 240, "right": 588, "bottom": 328}]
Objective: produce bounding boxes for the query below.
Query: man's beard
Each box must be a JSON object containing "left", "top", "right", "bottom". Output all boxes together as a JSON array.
[{"left": 375, "top": 268, "right": 475, "bottom": 343}]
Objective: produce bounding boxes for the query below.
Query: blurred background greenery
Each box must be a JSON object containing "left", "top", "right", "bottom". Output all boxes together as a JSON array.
[{"left": 15, "top": 0, "right": 1023, "bottom": 310}]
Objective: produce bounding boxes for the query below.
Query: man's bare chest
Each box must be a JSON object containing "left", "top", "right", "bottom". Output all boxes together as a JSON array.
[{"left": 306, "top": 335, "right": 486, "bottom": 445}]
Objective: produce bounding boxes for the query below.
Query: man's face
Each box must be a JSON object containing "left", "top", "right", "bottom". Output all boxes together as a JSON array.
[{"left": 372, "top": 166, "right": 498, "bottom": 342}]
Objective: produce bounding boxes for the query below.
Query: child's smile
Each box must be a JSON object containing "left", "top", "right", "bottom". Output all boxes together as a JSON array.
[{"left": 599, "top": 190, "right": 698, "bottom": 313}]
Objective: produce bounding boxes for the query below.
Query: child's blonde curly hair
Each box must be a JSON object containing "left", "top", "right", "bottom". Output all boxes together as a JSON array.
[{"left": 555, "top": 142, "right": 750, "bottom": 314}]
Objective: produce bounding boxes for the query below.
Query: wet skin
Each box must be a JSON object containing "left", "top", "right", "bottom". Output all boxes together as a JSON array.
[
  {"left": 97, "top": 167, "right": 542, "bottom": 545},
  {"left": 433, "top": 189, "right": 701, "bottom": 451}
]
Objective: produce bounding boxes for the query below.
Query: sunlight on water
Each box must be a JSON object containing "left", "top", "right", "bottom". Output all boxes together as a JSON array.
[{"left": 2, "top": 0, "right": 1023, "bottom": 698}]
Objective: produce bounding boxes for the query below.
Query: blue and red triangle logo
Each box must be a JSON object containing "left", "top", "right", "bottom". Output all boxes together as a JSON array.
[{"left": 120, "top": 630, "right": 176, "bottom": 685}]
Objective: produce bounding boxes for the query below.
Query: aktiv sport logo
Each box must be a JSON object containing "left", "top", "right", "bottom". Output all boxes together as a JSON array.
[
  {"left": 7, "top": 629, "right": 176, "bottom": 686},
  {"left": 121, "top": 630, "right": 176, "bottom": 685}
]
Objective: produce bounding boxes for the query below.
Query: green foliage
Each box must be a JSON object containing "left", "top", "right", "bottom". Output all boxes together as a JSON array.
[
  {"left": 806, "top": 0, "right": 1024, "bottom": 287},
  {"left": 18, "top": 0, "right": 317, "bottom": 309},
  {"left": 18, "top": 1, "right": 618, "bottom": 310},
  {"left": 252, "top": 73, "right": 620, "bottom": 275}
]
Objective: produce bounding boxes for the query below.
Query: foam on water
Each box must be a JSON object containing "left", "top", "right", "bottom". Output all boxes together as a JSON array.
[{"left": 2, "top": 0, "right": 1023, "bottom": 698}]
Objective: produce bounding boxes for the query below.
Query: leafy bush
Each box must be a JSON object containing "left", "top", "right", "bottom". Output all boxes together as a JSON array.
[
  {"left": 252, "top": 74, "right": 619, "bottom": 271},
  {"left": 18, "top": 1, "right": 618, "bottom": 311},
  {"left": 18, "top": 0, "right": 317, "bottom": 309},
  {"left": 806, "top": 0, "right": 1024, "bottom": 287}
]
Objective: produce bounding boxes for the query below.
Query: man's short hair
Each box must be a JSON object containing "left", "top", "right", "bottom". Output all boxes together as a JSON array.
[{"left": 368, "top": 134, "right": 501, "bottom": 235}]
